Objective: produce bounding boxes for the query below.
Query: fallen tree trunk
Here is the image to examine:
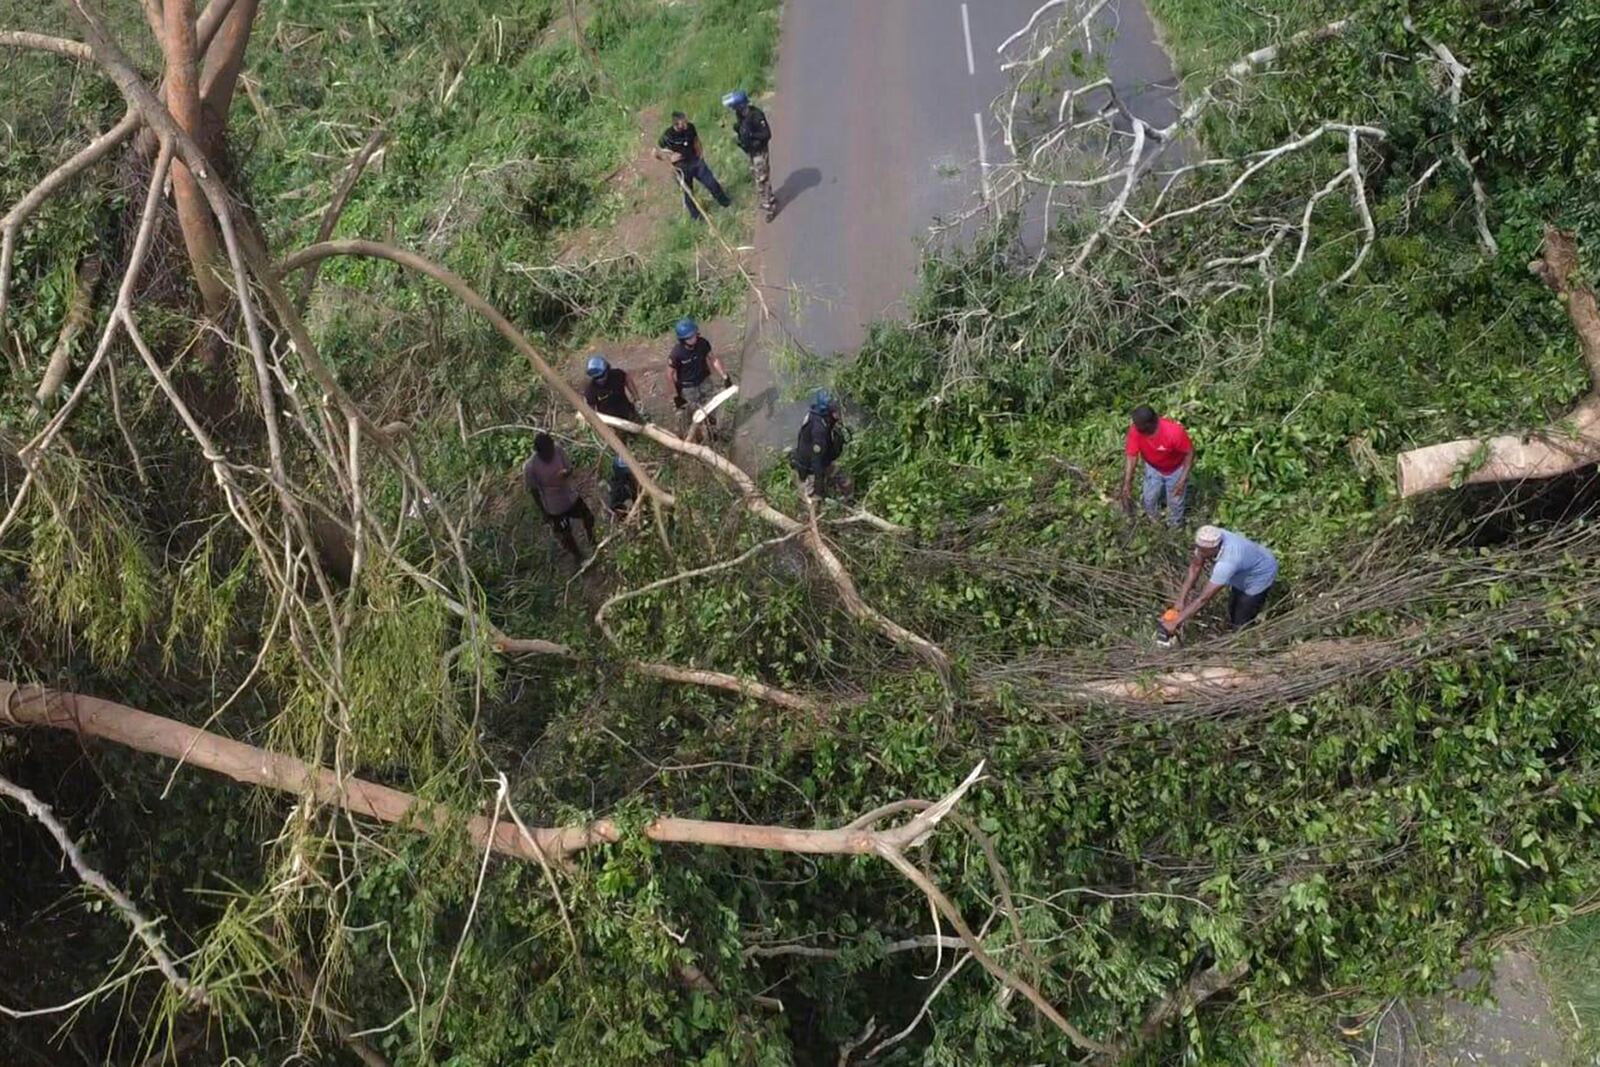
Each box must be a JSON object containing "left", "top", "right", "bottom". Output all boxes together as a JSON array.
[
  {"left": 0, "top": 680, "right": 933, "bottom": 861},
  {"left": 1398, "top": 227, "right": 1600, "bottom": 496},
  {"left": 4, "top": 680, "right": 1117, "bottom": 1054},
  {"left": 1397, "top": 396, "right": 1600, "bottom": 497}
]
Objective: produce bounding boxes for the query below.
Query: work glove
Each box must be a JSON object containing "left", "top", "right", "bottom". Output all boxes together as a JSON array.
[
  {"left": 722, "top": 375, "right": 734, "bottom": 389},
  {"left": 673, "top": 394, "right": 686, "bottom": 410}
]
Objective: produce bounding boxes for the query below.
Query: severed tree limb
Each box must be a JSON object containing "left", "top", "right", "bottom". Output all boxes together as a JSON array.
[
  {"left": 288, "top": 963, "right": 391, "bottom": 1067},
  {"left": 0, "top": 769, "right": 206, "bottom": 1008},
  {"left": 34, "top": 254, "right": 102, "bottom": 406},
  {"left": 0, "top": 29, "right": 93, "bottom": 60},
  {"left": 873, "top": 842, "right": 1108, "bottom": 1055},
  {"left": 743, "top": 934, "right": 967, "bottom": 960},
  {"left": 22, "top": 139, "right": 174, "bottom": 465},
  {"left": 494, "top": 632, "right": 824, "bottom": 713},
  {"left": 590, "top": 413, "right": 952, "bottom": 679},
  {"left": 1397, "top": 227, "right": 1600, "bottom": 496},
  {"left": 1091, "top": 959, "right": 1251, "bottom": 1065}
]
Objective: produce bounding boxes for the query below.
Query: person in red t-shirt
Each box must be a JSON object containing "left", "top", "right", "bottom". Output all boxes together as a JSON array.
[{"left": 1120, "top": 405, "right": 1194, "bottom": 528}]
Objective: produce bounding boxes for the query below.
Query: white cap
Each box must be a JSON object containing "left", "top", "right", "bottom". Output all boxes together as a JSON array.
[{"left": 1195, "top": 525, "right": 1224, "bottom": 549}]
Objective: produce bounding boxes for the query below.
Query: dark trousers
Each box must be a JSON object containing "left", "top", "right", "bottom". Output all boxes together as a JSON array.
[
  {"left": 1227, "top": 586, "right": 1271, "bottom": 629},
  {"left": 543, "top": 498, "right": 595, "bottom": 559},
  {"left": 676, "top": 158, "right": 730, "bottom": 219}
]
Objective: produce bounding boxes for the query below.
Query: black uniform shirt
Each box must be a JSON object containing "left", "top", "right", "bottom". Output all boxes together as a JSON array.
[
  {"left": 658, "top": 122, "right": 700, "bottom": 168},
  {"left": 585, "top": 367, "right": 639, "bottom": 420},
  {"left": 670, "top": 336, "right": 713, "bottom": 387}
]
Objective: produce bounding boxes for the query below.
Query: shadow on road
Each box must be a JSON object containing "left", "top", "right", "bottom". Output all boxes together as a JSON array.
[{"left": 772, "top": 167, "right": 821, "bottom": 217}]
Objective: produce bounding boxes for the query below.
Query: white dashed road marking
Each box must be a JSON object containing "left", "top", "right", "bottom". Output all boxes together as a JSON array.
[
  {"left": 960, "top": 3, "right": 976, "bottom": 76},
  {"left": 973, "top": 110, "right": 992, "bottom": 201}
]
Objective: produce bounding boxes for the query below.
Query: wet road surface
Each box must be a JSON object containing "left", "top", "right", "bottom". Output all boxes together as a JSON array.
[{"left": 734, "top": 0, "right": 1178, "bottom": 462}]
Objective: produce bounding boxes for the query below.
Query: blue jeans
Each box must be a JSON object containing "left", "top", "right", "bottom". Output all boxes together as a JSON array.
[
  {"left": 676, "top": 158, "right": 730, "bottom": 219},
  {"left": 1142, "top": 463, "right": 1187, "bottom": 527}
]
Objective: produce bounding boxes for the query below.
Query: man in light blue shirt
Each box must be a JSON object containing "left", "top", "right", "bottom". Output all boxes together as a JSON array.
[{"left": 1163, "top": 525, "right": 1279, "bottom": 635}]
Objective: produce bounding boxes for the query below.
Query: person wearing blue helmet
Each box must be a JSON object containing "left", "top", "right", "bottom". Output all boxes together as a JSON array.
[
  {"left": 723, "top": 89, "right": 776, "bottom": 221},
  {"left": 582, "top": 353, "right": 642, "bottom": 422},
  {"left": 606, "top": 455, "right": 638, "bottom": 517},
  {"left": 792, "top": 389, "right": 848, "bottom": 499},
  {"left": 668, "top": 318, "right": 732, "bottom": 434},
  {"left": 653, "top": 110, "right": 731, "bottom": 222}
]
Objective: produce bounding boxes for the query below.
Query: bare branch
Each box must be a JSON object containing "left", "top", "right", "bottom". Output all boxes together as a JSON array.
[
  {"left": 590, "top": 413, "right": 952, "bottom": 678},
  {"left": 596, "top": 532, "right": 799, "bottom": 642},
  {"left": 277, "top": 240, "right": 672, "bottom": 508},
  {"left": 34, "top": 254, "right": 102, "bottom": 406},
  {"left": 1070, "top": 117, "right": 1145, "bottom": 272},
  {"left": 0, "top": 108, "right": 139, "bottom": 338},
  {"left": 294, "top": 127, "right": 388, "bottom": 311},
  {"left": 0, "top": 770, "right": 205, "bottom": 1008},
  {"left": 1331, "top": 126, "right": 1376, "bottom": 286},
  {"left": 1405, "top": 17, "right": 1497, "bottom": 256},
  {"left": 0, "top": 30, "right": 93, "bottom": 61}
]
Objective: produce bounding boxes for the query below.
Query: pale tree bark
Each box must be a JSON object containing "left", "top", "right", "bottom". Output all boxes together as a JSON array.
[
  {"left": 0, "top": 679, "right": 913, "bottom": 861},
  {"left": 1397, "top": 227, "right": 1600, "bottom": 496},
  {"left": 161, "top": 0, "right": 230, "bottom": 339}
]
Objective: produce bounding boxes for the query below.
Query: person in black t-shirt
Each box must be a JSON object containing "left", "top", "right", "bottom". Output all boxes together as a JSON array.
[
  {"left": 722, "top": 90, "right": 777, "bottom": 220},
  {"left": 667, "top": 317, "right": 732, "bottom": 436},
  {"left": 653, "top": 111, "right": 731, "bottom": 221},
  {"left": 583, "top": 354, "right": 642, "bottom": 422}
]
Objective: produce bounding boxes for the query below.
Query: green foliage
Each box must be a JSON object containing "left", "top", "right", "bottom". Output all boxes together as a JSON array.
[
  {"left": 12, "top": 1, "right": 1600, "bottom": 1065},
  {"left": 25, "top": 465, "right": 162, "bottom": 666},
  {"left": 1541, "top": 906, "right": 1600, "bottom": 1060}
]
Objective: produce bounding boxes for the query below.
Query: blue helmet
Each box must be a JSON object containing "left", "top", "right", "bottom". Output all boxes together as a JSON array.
[
  {"left": 722, "top": 89, "right": 749, "bottom": 109},
  {"left": 674, "top": 317, "right": 698, "bottom": 340},
  {"left": 810, "top": 388, "right": 835, "bottom": 414},
  {"left": 586, "top": 354, "right": 609, "bottom": 378},
  {"left": 612, "top": 455, "right": 629, "bottom": 472}
]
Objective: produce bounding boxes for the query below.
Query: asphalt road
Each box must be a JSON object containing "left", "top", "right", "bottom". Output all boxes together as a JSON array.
[{"left": 734, "top": 0, "right": 1179, "bottom": 460}]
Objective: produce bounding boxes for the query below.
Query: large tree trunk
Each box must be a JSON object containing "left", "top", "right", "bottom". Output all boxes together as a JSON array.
[
  {"left": 161, "top": 0, "right": 230, "bottom": 348},
  {"left": 1397, "top": 227, "right": 1600, "bottom": 497},
  {"left": 1397, "top": 397, "right": 1600, "bottom": 497},
  {"left": 197, "top": 0, "right": 256, "bottom": 159}
]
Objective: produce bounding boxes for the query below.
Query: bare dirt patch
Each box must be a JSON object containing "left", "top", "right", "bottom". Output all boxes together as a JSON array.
[{"left": 558, "top": 105, "right": 683, "bottom": 265}]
